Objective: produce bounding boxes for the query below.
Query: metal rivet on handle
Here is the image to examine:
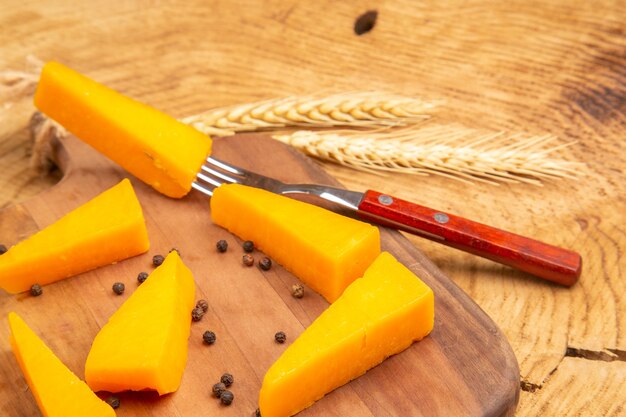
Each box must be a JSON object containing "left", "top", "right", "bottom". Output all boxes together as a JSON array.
[
  {"left": 434, "top": 213, "right": 449, "bottom": 224},
  {"left": 378, "top": 195, "right": 393, "bottom": 205}
]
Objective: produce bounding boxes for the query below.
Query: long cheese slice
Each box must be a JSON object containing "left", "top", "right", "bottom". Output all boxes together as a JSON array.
[
  {"left": 34, "top": 61, "right": 212, "bottom": 198},
  {"left": 85, "top": 251, "right": 195, "bottom": 395},
  {"left": 0, "top": 179, "right": 149, "bottom": 294},
  {"left": 259, "top": 251, "right": 434, "bottom": 417},
  {"left": 210, "top": 183, "right": 380, "bottom": 302},
  {"left": 8, "top": 312, "right": 116, "bottom": 417}
]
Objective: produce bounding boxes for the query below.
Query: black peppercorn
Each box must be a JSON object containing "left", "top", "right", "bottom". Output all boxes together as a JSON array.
[
  {"left": 242, "top": 254, "right": 254, "bottom": 267},
  {"left": 152, "top": 254, "right": 165, "bottom": 266},
  {"left": 243, "top": 240, "right": 254, "bottom": 253},
  {"left": 0, "top": 244, "right": 7, "bottom": 255},
  {"left": 169, "top": 247, "right": 181, "bottom": 257},
  {"left": 112, "top": 282, "right": 125, "bottom": 295},
  {"left": 274, "top": 331, "right": 287, "bottom": 344},
  {"left": 216, "top": 239, "right": 228, "bottom": 252},
  {"left": 220, "top": 373, "right": 234, "bottom": 387},
  {"left": 192, "top": 307, "right": 205, "bottom": 322},
  {"left": 196, "top": 299, "right": 209, "bottom": 313},
  {"left": 203, "top": 330, "right": 216, "bottom": 345},
  {"left": 220, "top": 390, "right": 234, "bottom": 405},
  {"left": 30, "top": 284, "right": 43, "bottom": 297},
  {"left": 212, "top": 382, "right": 226, "bottom": 397},
  {"left": 291, "top": 283, "right": 304, "bottom": 299},
  {"left": 255, "top": 408, "right": 262, "bottom": 417},
  {"left": 137, "top": 271, "right": 149, "bottom": 284},
  {"left": 259, "top": 257, "right": 272, "bottom": 271},
  {"left": 105, "top": 395, "right": 120, "bottom": 409}
]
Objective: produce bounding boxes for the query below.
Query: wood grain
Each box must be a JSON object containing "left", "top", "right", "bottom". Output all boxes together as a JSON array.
[
  {"left": 1, "top": 1, "right": 625, "bottom": 415},
  {"left": 0, "top": 134, "right": 519, "bottom": 416}
]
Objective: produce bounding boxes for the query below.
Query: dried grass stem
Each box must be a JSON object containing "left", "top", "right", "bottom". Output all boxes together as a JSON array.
[{"left": 273, "top": 127, "right": 582, "bottom": 185}]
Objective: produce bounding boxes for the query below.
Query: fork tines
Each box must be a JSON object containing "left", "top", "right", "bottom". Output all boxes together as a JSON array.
[{"left": 191, "top": 157, "right": 242, "bottom": 196}]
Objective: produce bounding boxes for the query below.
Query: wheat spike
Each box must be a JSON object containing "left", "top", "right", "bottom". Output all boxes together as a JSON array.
[
  {"left": 272, "top": 126, "right": 583, "bottom": 185},
  {"left": 180, "top": 92, "right": 439, "bottom": 136},
  {"left": 2, "top": 59, "right": 578, "bottom": 186}
]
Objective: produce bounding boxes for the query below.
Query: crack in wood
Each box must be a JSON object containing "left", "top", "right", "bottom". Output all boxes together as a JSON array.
[
  {"left": 520, "top": 379, "right": 541, "bottom": 393},
  {"left": 520, "top": 365, "right": 559, "bottom": 393},
  {"left": 521, "top": 347, "right": 626, "bottom": 393},
  {"left": 565, "top": 347, "right": 626, "bottom": 362}
]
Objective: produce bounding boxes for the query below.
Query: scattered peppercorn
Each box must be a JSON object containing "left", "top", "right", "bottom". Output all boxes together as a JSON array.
[
  {"left": 105, "top": 395, "right": 120, "bottom": 409},
  {"left": 192, "top": 307, "right": 205, "bottom": 322},
  {"left": 0, "top": 244, "right": 7, "bottom": 255},
  {"left": 291, "top": 283, "right": 305, "bottom": 299},
  {"left": 220, "top": 390, "right": 234, "bottom": 405},
  {"left": 196, "top": 299, "right": 209, "bottom": 313},
  {"left": 274, "top": 331, "right": 287, "bottom": 344},
  {"left": 212, "top": 382, "right": 226, "bottom": 397},
  {"left": 152, "top": 254, "right": 165, "bottom": 266},
  {"left": 169, "top": 247, "right": 181, "bottom": 257},
  {"left": 30, "top": 284, "right": 43, "bottom": 297},
  {"left": 203, "top": 330, "right": 216, "bottom": 345},
  {"left": 216, "top": 239, "right": 228, "bottom": 252},
  {"left": 242, "top": 253, "right": 254, "bottom": 267},
  {"left": 112, "top": 282, "right": 125, "bottom": 295},
  {"left": 137, "top": 271, "right": 149, "bottom": 284},
  {"left": 259, "top": 257, "right": 272, "bottom": 271},
  {"left": 255, "top": 408, "right": 262, "bottom": 417},
  {"left": 220, "top": 373, "right": 234, "bottom": 387},
  {"left": 243, "top": 240, "right": 255, "bottom": 253}
]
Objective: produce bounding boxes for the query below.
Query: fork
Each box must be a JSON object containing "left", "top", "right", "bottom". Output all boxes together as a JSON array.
[{"left": 192, "top": 156, "right": 582, "bottom": 286}]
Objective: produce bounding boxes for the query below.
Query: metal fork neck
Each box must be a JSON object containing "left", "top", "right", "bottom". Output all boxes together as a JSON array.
[{"left": 278, "top": 185, "right": 363, "bottom": 210}]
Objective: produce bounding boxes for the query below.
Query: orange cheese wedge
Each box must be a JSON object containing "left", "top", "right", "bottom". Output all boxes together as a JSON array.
[
  {"left": 85, "top": 251, "right": 195, "bottom": 395},
  {"left": 259, "top": 251, "right": 434, "bottom": 417},
  {"left": 8, "top": 312, "right": 116, "bottom": 417},
  {"left": 210, "top": 183, "right": 380, "bottom": 302},
  {"left": 34, "top": 62, "right": 212, "bottom": 198},
  {"left": 0, "top": 179, "right": 149, "bottom": 294}
]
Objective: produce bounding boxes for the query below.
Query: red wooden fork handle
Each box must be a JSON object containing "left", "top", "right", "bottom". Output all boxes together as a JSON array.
[{"left": 357, "top": 190, "right": 582, "bottom": 286}]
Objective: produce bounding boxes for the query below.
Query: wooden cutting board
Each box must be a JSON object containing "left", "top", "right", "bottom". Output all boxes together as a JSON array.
[{"left": 0, "top": 133, "right": 519, "bottom": 417}]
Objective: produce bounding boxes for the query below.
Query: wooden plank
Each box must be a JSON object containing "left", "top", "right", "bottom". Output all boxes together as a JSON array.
[{"left": 0, "top": 134, "right": 519, "bottom": 416}]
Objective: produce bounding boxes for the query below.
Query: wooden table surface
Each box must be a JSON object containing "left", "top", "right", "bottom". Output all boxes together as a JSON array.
[{"left": 1, "top": 1, "right": 624, "bottom": 416}]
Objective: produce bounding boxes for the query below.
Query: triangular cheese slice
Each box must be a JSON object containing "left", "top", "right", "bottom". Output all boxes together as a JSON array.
[
  {"left": 259, "top": 251, "right": 435, "bottom": 417},
  {"left": 0, "top": 178, "right": 149, "bottom": 294},
  {"left": 210, "top": 183, "right": 380, "bottom": 302},
  {"left": 8, "top": 312, "right": 115, "bottom": 417},
  {"left": 85, "top": 251, "right": 195, "bottom": 395}
]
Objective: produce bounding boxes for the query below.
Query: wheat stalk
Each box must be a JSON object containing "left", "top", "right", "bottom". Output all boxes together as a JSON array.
[
  {"left": 1, "top": 61, "right": 579, "bottom": 185},
  {"left": 0, "top": 56, "right": 42, "bottom": 106},
  {"left": 0, "top": 70, "right": 39, "bottom": 100},
  {"left": 180, "top": 92, "right": 439, "bottom": 136},
  {"left": 20, "top": 112, "right": 582, "bottom": 185},
  {"left": 272, "top": 126, "right": 582, "bottom": 185}
]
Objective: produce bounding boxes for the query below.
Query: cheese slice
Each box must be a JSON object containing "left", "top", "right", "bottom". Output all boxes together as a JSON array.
[
  {"left": 258, "top": 251, "right": 434, "bottom": 417},
  {"left": 210, "top": 183, "right": 380, "bottom": 302},
  {"left": 85, "top": 251, "right": 195, "bottom": 395},
  {"left": 8, "top": 312, "right": 116, "bottom": 417},
  {"left": 34, "top": 61, "right": 212, "bottom": 198},
  {"left": 0, "top": 178, "right": 149, "bottom": 294}
]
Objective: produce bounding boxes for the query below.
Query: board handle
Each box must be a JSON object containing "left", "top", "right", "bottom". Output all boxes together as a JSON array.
[{"left": 357, "top": 190, "right": 582, "bottom": 286}]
